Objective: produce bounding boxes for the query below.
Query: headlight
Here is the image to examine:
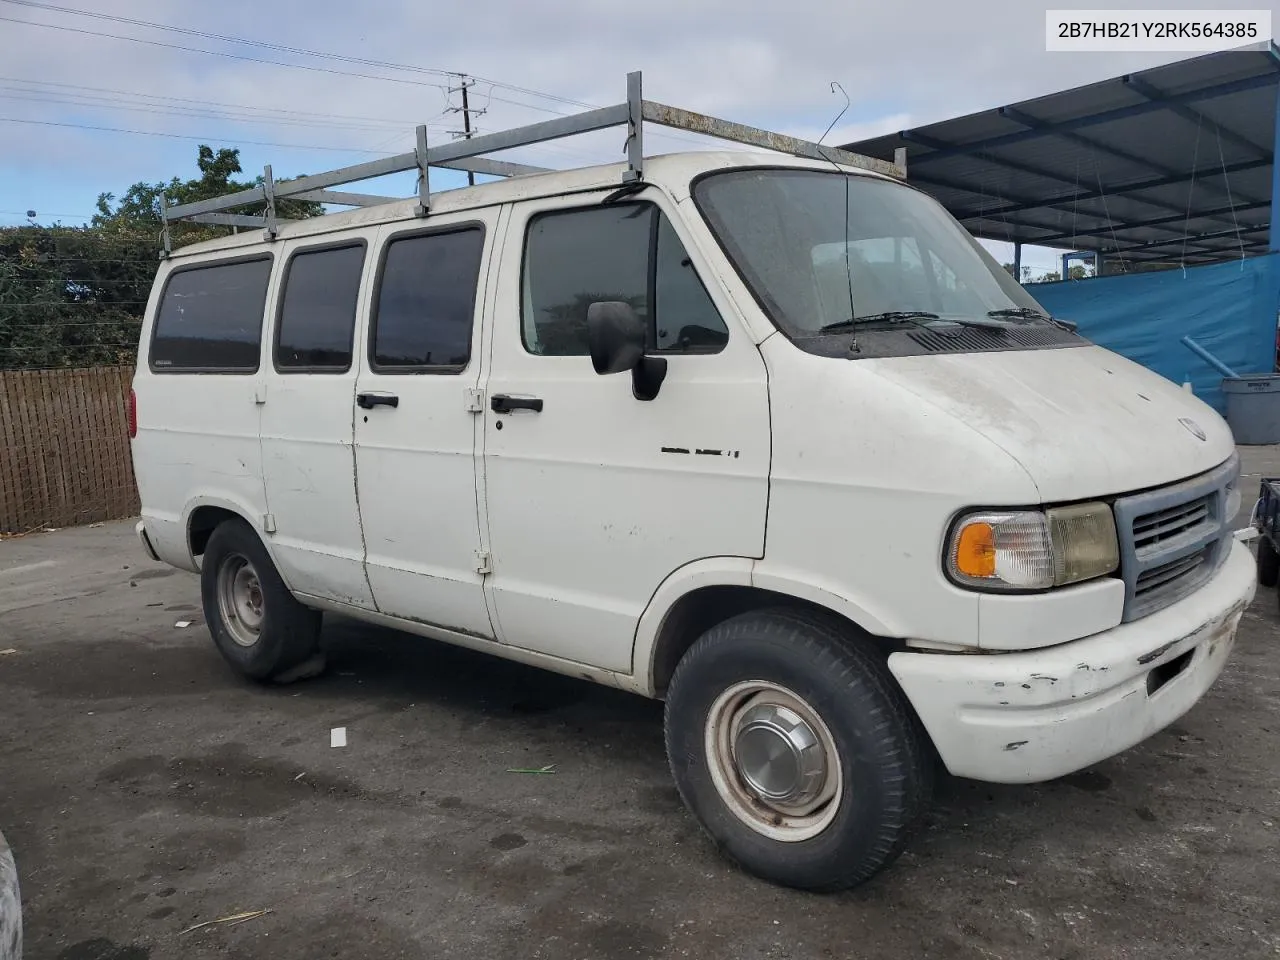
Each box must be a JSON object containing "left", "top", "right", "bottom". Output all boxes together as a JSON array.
[{"left": 946, "top": 502, "right": 1119, "bottom": 591}]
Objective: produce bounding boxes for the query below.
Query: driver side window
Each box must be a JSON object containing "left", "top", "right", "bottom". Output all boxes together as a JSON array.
[{"left": 521, "top": 202, "right": 729, "bottom": 357}]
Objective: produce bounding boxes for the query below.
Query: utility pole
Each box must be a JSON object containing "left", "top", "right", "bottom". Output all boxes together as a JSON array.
[
  {"left": 448, "top": 76, "right": 484, "bottom": 186},
  {"left": 460, "top": 82, "right": 474, "bottom": 187}
]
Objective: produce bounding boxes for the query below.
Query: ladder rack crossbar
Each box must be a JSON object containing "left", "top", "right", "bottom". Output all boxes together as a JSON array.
[{"left": 161, "top": 71, "right": 904, "bottom": 238}]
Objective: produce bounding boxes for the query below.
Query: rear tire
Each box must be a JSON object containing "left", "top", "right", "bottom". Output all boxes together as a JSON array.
[
  {"left": 1258, "top": 537, "right": 1279, "bottom": 588},
  {"left": 664, "top": 607, "right": 932, "bottom": 891},
  {"left": 200, "top": 518, "right": 322, "bottom": 683}
]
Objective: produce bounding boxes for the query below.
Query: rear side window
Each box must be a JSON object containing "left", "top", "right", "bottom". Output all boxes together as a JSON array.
[
  {"left": 275, "top": 243, "right": 365, "bottom": 371},
  {"left": 372, "top": 227, "right": 485, "bottom": 370},
  {"left": 151, "top": 257, "right": 272, "bottom": 371},
  {"left": 522, "top": 203, "right": 728, "bottom": 357}
]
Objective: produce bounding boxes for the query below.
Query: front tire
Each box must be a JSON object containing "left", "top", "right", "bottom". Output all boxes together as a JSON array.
[
  {"left": 200, "top": 518, "right": 322, "bottom": 682},
  {"left": 664, "top": 608, "right": 932, "bottom": 891}
]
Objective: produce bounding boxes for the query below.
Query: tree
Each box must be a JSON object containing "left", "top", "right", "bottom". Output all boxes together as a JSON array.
[
  {"left": 93, "top": 145, "right": 322, "bottom": 249},
  {"left": 0, "top": 146, "right": 322, "bottom": 370},
  {"left": 0, "top": 225, "right": 150, "bottom": 369}
]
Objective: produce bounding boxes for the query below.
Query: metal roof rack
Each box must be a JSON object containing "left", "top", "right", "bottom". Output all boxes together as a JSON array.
[{"left": 160, "top": 70, "right": 906, "bottom": 256}]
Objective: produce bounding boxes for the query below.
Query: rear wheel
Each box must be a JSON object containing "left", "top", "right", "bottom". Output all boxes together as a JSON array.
[
  {"left": 1258, "top": 536, "right": 1279, "bottom": 588},
  {"left": 200, "top": 518, "right": 322, "bottom": 682},
  {"left": 664, "top": 608, "right": 933, "bottom": 891}
]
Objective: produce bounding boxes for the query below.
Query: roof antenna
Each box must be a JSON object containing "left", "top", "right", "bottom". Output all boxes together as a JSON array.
[
  {"left": 815, "top": 81, "right": 857, "bottom": 351},
  {"left": 818, "top": 81, "right": 850, "bottom": 147}
]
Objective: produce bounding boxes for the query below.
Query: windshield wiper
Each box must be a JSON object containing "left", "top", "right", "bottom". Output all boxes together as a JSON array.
[
  {"left": 987, "top": 307, "right": 1078, "bottom": 332},
  {"left": 821, "top": 310, "right": 1054, "bottom": 335},
  {"left": 820, "top": 311, "right": 942, "bottom": 333}
]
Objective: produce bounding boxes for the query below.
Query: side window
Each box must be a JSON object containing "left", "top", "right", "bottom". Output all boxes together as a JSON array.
[
  {"left": 150, "top": 257, "right": 271, "bottom": 371},
  {"left": 372, "top": 227, "right": 485, "bottom": 370},
  {"left": 522, "top": 205, "right": 649, "bottom": 356},
  {"left": 275, "top": 243, "right": 364, "bottom": 371},
  {"left": 522, "top": 203, "right": 728, "bottom": 357}
]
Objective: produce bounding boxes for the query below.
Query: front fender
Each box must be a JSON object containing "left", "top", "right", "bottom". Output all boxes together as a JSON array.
[
  {"left": 630, "top": 557, "right": 756, "bottom": 696},
  {"left": 749, "top": 564, "right": 900, "bottom": 638},
  {"left": 629, "top": 557, "right": 906, "bottom": 698}
]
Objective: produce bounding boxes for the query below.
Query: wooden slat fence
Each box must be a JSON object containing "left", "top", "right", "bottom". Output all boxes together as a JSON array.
[{"left": 0, "top": 366, "right": 139, "bottom": 533}]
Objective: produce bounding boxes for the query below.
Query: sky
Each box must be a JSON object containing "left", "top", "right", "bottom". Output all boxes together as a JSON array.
[{"left": 1, "top": 0, "right": 1276, "bottom": 277}]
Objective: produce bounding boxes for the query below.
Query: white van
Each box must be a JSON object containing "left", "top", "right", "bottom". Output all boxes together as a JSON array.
[{"left": 130, "top": 138, "right": 1256, "bottom": 890}]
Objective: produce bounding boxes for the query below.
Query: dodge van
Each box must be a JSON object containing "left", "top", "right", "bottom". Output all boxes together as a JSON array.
[{"left": 130, "top": 146, "right": 1256, "bottom": 891}]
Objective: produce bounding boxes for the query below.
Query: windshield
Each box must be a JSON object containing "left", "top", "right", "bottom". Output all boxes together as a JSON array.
[{"left": 692, "top": 168, "right": 1050, "bottom": 336}]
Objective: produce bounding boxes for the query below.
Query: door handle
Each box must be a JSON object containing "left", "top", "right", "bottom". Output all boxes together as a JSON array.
[
  {"left": 356, "top": 392, "right": 399, "bottom": 409},
  {"left": 490, "top": 394, "right": 544, "bottom": 414}
]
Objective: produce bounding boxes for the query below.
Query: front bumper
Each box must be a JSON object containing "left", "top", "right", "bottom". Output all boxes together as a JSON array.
[{"left": 888, "top": 540, "right": 1257, "bottom": 783}]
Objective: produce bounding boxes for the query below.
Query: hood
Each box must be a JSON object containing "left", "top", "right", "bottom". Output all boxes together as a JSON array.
[{"left": 865, "top": 344, "right": 1235, "bottom": 503}]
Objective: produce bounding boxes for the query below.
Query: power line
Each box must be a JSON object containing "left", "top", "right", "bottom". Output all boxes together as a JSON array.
[
  {"left": 0, "top": 0, "right": 465, "bottom": 80},
  {"left": 0, "top": 89, "right": 447, "bottom": 135},
  {"left": 0, "top": 76, "right": 444, "bottom": 129},
  {"left": 2, "top": 1, "right": 763, "bottom": 188},
  {"left": 0, "top": 209, "right": 95, "bottom": 217},
  {"left": 0, "top": 0, "right": 587, "bottom": 110},
  {"left": 0, "top": 1, "right": 736, "bottom": 155},
  {"left": 0, "top": 93, "right": 422, "bottom": 135},
  {"left": 0, "top": 15, "right": 453, "bottom": 91},
  {"left": 0, "top": 117, "right": 402, "bottom": 154}
]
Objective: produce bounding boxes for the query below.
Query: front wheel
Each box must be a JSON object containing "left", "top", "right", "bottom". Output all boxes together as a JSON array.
[
  {"left": 200, "top": 518, "right": 322, "bottom": 683},
  {"left": 664, "top": 608, "right": 933, "bottom": 891}
]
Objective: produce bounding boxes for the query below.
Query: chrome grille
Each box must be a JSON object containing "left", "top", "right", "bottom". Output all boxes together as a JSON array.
[{"left": 1113, "top": 455, "right": 1237, "bottom": 622}]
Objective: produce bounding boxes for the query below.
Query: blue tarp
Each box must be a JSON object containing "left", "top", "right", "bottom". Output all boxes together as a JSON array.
[{"left": 1026, "top": 253, "right": 1280, "bottom": 414}]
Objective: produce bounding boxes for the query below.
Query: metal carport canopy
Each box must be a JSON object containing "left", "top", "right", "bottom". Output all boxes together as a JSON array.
[{"left": 842, "top": 43, "right": 1280, "bottom": 266}]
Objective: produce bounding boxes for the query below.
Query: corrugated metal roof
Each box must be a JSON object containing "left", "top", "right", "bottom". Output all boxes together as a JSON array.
[{"left": 843, "top": 44, "right": 1280, "bottom": 265}]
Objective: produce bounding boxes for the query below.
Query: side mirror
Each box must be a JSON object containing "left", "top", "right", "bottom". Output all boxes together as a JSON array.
[{"left": 586, "top": 301, "right": 667, "bottom": 401}]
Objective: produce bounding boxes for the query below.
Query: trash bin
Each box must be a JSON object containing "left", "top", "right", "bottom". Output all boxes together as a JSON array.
[{"left": 1223, "top": 374, "right": 1280, "bottom": 444}]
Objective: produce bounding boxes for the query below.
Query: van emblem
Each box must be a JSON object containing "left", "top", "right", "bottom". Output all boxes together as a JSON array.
[{"left": 1179, "top": 417, "right": 1207, "bottom": 441}]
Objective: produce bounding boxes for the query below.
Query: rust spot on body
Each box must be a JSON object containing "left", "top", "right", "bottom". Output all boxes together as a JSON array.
[{"left": 1138, "top": 640, "right": 1178, "bottom": 665}]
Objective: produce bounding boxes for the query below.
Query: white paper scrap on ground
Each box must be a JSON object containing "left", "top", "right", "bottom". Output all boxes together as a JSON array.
[
  {"left": 174, "top": 621, "right": 192, "bottom": 628},
  {"left": 330, "top": 727, "right": 347, "bottom": 748}
]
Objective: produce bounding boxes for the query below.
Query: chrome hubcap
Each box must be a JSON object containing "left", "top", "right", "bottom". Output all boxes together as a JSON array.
[
  {"left": 216, "top": 553, "right": 264, "bottom": 647},
  {"left": 705, "top": 681, "right": 843, "bottom": 842},
  {"left": 734, "top": 703, "right": 827, "bottom": 807}
]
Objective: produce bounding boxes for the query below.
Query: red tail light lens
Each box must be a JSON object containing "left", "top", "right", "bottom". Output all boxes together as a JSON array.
[{"left": 127, "top": 388, "right": 138, "bottom": 439}]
